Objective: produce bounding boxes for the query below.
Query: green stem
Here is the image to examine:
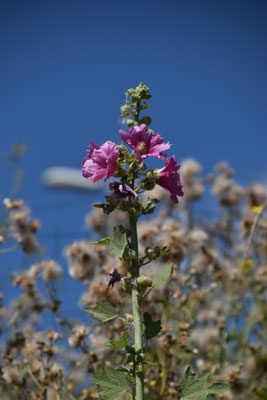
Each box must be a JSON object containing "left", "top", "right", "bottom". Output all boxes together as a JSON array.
[
  {"left": 129, "top": 213, "right": 144, "bottom": 400},
  {"left": 135, "top": 100, "right": 141, "bottom": 123}
]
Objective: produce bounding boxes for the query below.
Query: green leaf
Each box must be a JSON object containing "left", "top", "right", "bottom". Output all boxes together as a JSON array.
[
  {"left": 180, "top": 367, "right": 196, "bottom": 394},
  {"left": 143, "top": 312, "right": 162, "bottom": 339},
  {"left": 153, "top": 264, "right": 173, "bottom": 287},
  {"left": 90, "top": 237, "right": 112, "bottom": 245},
  {"left": 83, "top": 301, "right": 118, "bottom": 322},
  {"left": 142, "top": 197, "right": 160, "bottom": 215},
  {"left": 144, "top": 360, "right": 158, "bottom": 366},
  {"left": 105, "top": 332, "right": 129, "bottom": 348},
  {"left": 92, "top": 367, "right": 129, "bottom": 400},
  {"left": 109, "top": 226, "right": 127, "bottom": 258},
  {"left": 207, "top": 382, "right": 230, "bottom": 393},
  {"left": 93, "top": 203, "right": 116, "bottom": 215},
  {"left": 180, "top": 367, "right": 229, "bottom": 400}
]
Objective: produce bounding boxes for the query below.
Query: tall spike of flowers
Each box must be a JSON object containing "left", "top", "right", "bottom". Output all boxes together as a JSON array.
[{"left": 82, "top": 82, "right": 184, "bottom": 400}]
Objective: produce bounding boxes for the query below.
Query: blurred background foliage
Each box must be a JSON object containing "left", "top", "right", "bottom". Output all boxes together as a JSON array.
[{"left": 0, "top": 148, "right": 266, "bottom": 399}]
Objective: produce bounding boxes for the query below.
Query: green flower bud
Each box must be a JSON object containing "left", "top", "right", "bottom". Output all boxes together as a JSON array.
[
  {"left": 123, "top": 247, "right": 136, "bottom": 261},
  {"left": 152, "top": 246, "right": 161, "bottom": 257},
  {"left": 141, "top": 92, "right": 151, "bottom": 100},
  {"left": 121, "top": 277, "right": 132, "bottom": 293},
  {"left": 131, "top": 94, "right": 140, "bottom": 102},
  {"left": 125, "top": 313, "right": 134, "bottom": 322},
  {"left": 141, "top": 169, "right": 158, "bottom": 190},
  {"left": 127, "top": 89, "right": 135, "bottom": 96},
  {"left": 139, "top": 162, "right": 146, "bottom": 171},
  {"left": 147, "top": 170, "right": 155, "bottom": 179},
  {"left": 136, "top": 274, "right": 152, "bottom": 288},
  {"left": 136, "top": 364, "right": 143, "bottom": 374},
  {"left": 141, "top": 102, "right": 150, "bottom": 110},
  {"left": 115, "top": 160, "right": 127, "bottom": 175},
  {"left": 139, "top": 116, "right": 152, "bottom": 126},
  {"left": 145, "top": 247, "right": 154, "bottom": 261},
  {"left": 127, "top": 119, "right": 135, "bottom": 127},
  {"left": 129, "top": 160, "right": 139, "bottom": 173}
]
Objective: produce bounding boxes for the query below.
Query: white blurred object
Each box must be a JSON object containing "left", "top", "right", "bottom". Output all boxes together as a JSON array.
[{"left": 42, "top": 167, "right": 103, "bottom": 190}]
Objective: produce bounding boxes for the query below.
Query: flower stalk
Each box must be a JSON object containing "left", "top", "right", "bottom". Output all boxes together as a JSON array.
[
  {"left": 129, "top": 212, "right": 144, "bottom": 399},
  {"left": 82, "top": 83, "right": 184, "bottom": 400}
]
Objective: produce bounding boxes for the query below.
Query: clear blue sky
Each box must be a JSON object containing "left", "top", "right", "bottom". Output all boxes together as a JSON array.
[{"left": 1, "top": 0, "right": 266, "bottom": 320}]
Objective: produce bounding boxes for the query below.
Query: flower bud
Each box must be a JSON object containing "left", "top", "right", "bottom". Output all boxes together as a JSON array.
[
  {"left": 136, "top": 364, "right": 144, "bottom": 374},
  {"left": 145, "top": 247, "right": 154, "bottom": 261},
  {"left": 131, "top": 94, "right": 139, "bottom": 102},
  {"left": 141, "top": 171, "right": 157, "bottom": 191},
  {"left": 136, "top": 274, "right": 152, "bottom": 288},
  {"left": 127, "top": 119, "right": 135, "bottom": 127},
  {"left": 129, "top": 160, "right": 139, "bottom": 173},
  {"left": 125, "top": 313, "right": 134, "bottom": 322},
  {"left": 121, "top": 277, "right": 132, "bottom": 293},
  {"left": 151, "top": 246, "right": 162, "bottom": 258},
  {"left": 123, "top": 247, "right": 136, "bottom": 261},
  {"left": 139, "top": 163, "right": 146, "bottom": 171},
  {"left": 139, "top": 116, "right": 152, "bottom": 126},
  {"left": 127, "top": 89, "right": 135, "bottom": 96}
]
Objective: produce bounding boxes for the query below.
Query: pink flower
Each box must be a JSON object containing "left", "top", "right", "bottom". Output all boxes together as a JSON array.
[
  {"left": 119, "top": 124, "right": 171, "bottom": 163},
  {"left": 156, "top": 156, "right": 184, "bottom": 204},
  {"left": 82, "top": 141, "right": 119, "bottom": 182}
]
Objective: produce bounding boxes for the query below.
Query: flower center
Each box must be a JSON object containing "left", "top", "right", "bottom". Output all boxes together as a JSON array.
[{"left": 137, "top": 141, "right": 148, "bottom": 155}]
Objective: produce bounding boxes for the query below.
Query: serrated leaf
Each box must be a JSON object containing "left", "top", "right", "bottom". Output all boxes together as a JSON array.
[
  {"left": 109, "top": 226, "right": 127, "bottom": 258},
  {"left": 143, "top": 312, "right": 162, "bottom": 339},
  {"left": 183, "top": 370, "right": 210, "bottom": 397},
  {"left": 105, "top": 332, "right": 129, "bottom": 348},
  {"left": 207, "top": 382, "right": 230, "bottom": 393},
  {"left": 83, "top": 301, "right": 118, "bottom": 322},
  {"left": 142, "top": 197, "right": 160, "bottom": 215},
  {"left": 181, "top": 367, "right": 196, "bottom": 394},
  {"left": 153, "top": 264, "right": 173, "bottom": 287},
  {"left": 90, "top": 237, "right": 112, "bottom": 245},
  {"left": 92, "top": 367, "right": 128, "bottom": 400},
  {"left": 180, "top": 367, "right": 229, "bottom": 400},
  {"left": 116, "top": 367, "right": 131, "bottom": 374}
]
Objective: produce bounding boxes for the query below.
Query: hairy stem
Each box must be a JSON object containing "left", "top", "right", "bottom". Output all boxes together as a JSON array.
[{"left": 129, "top": 213, "right": 144, "bottom": 400}]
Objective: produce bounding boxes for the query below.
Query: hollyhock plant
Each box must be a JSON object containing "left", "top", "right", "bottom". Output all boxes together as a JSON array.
[
  {"left": 119, "top": 123, "right": 171, "bottom": 163},
  {"left": 81, "top": 83, "right": 229, "bottom": 400},
  {"left": 157, "top": 156, "right": 184, "bottom": 204},
  {"left": 82, "top": 140, "right": 119, "bottom": 182}
]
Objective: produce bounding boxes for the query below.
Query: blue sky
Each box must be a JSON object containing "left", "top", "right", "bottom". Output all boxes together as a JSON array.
[{"left": 0, "top": 0, "right": 267, "bottom": 320}]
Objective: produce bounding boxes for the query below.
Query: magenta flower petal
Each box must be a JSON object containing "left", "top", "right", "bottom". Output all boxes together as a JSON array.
[
  {"left": 157, "top": 156, "right": 184, "bottom": 204},
  {"left": 119, "top": 124, "right": 171, "bottom": 163},
  {"left": 82, "top": 140, "right": 119, "bottom": 182}
]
